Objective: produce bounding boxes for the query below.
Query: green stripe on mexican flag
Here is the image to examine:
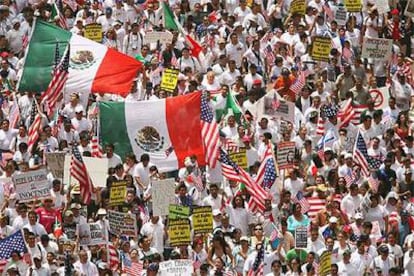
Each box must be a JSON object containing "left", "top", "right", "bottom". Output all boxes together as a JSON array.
[
  {"left": 99, "top": 93, "right": 205, "bottom": 172},
  {"left": 18, "top": 20, "right": 142, "bottom": 97}
]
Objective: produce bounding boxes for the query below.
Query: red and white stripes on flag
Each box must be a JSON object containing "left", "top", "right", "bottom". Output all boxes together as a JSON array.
[
  {"left": 70, "top": 146, "right": 93, "bottom": 204},
  {"left": 307, "top": 196, "right": 326, "bottom": 218},
  {"left": 224, "top": 138, "right": 239, "bottom": 152},
  {"left": 338, "top": 99, "right": 355, "bottom": 128},
  {"left": 27, "top": 107, "right": 42, "bottom": 153},
  {"left": 292, "top": 191, "right": 310, "bottom": 213},
  {"left": 41, "top": 45, "right": 69, "bottom": 117},
  {"left": 316, "top": 116, "right": 325, "bottom": 136},
  {"left": 8, "top": 102, "right": 20, "bottom": 129},
  {"left": 107, "top": 243, "right": 120, "bottom": 272},
  {"left": 290, "top": 69, "right": 309, "bottom": 97},
  {"left": 200, "top": 94, "right": 220, "bottom": 168},
  {"left": 91, "top": 136, "right": 104, "bottom": 158}
]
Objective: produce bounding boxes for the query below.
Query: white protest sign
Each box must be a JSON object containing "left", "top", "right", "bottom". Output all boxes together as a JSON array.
[
  {"left": 159, "top": 259, "right": 193, "bottom": 276},
  {"left": 13, "top": 169, "right": 51, "bottom": 202},
  {"left": 144, "top": 31, "right": 174, "bottom": 45},
  {"left": 46, "top": 152, "right": 66, "bottom": 179},
  {"left": 78, "top": 222, "right": 106, "bottom": 246},
  {"left": 108, "top": 210, "right": 137, "bottom": 237},
  {"left": 64, "top": 155, "right": 108, "bottom": 187},
  {"left": 152, "top": 178, "right": 177, "bottom": 216},
  {"left": 376, "top": 0, "right": 390, "bottom": 14},
  {"left": 361, "top": 37, "right": 393, "bottom": 60},
  {"left": 369, "top": 87, "right": 389, "bottom": 110},
  {"left": 335, "top": 7, "right": 347, "bottom": 26},
  {"left": 260, "top": 92, "right": 295, "bottom": 123}
]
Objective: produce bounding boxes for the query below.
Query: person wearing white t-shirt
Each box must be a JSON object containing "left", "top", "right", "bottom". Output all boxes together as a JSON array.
[
  {"left": 133, "top": 154, "right": 154, "bottom": 193},
  {"left": 104, "top": 143, "right": 122, "bottom": 169},
  {"left": 140, "top": 215, "right": 165, "bottom": 255},
  {"left": 202, "top": 183, "right": 222, "bottom": 211},
  {"left": 0, "top": 119, "right": 18, "bottom": 152}
]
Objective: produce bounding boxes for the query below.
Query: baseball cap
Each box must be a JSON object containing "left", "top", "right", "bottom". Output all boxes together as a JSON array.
[{"left": 329, "top": 216, "right": 338, "bottom": 223}]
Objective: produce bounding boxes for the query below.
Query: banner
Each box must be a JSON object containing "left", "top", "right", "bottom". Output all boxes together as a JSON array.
[
  {"left": 77, "top": 222, "right": 106, "bottom": 246},
  {"left": 152, "top": 178, "right": 177, "bottom": 216},
  {"left": 64, "top": 156, "right": 108, "bottom": 187},
  {"left": 84, "top": 23, "right": 103, "bottom": 42},
  {"left": 344, "top": 0, "right": 361, "bottom": 12},
  {"left": 144, "top": 31, "right": 174, "bottom": 45},
  {"left": 159, "top": 260, "right": 193, "bottom": 276},
  {"left": 228, "top": 148, "right": 248, "bottom": 170},
  {"left": 45, "top": 152, "right": 66, "bottom": 179},
  {"left": 168, "top": 219, "right": 191, "bottom": 246},
  {"left": 13, "top": 169, "right": 51, "bottom": 202},
  {"left": 295, "top": 226, "right": 307, "bottom": 248},
  {"left": 335, "top": 7, "right": 347, "bottom": 26},
  {"left": 169, "top": 205, "right": 191, "bottom": 219},
  {"left": 289, "top": 0, "right": 306, "bottom": 15},
  {"left": 108, "top": 210, "right": 137, "bottom": 237},
  {"left": 109, "top": 180, "right": 127, "bottom": 206},
  {"left": 192, "top": 206, "right": 213, "bottom": 234},
  {"left": 311, "top": 37, "right": 332, "bottom": 62},
  {"left": 277, "top": 142, "right": 296, "bottom": 170},
  {"left": 160, "top": 68, "right": 179, "bottom": 93},
  {"left": 361, "top": 37, "right": 392, "bottom": 60},
  {"left": 319, "top": 251, "right": 332, "bottom": 276}
]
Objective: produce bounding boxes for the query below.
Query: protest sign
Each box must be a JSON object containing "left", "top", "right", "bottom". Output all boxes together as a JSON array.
[
  {"left": 369, "top": 87, "right": 389, "bottom": 110},
  {"left": 376, "top": 0, "right": 390, "bottom": 14},
  {"left": 295, "top": 226, "right": 307, "bottom": 248},
  {"left": 344, "top": 0, "right": 361, "bottom": 12},
  {"left": 361, "top": 37, "right": 392, "bottom": 60},
  {"left": 78, "top": 223, "right": 105, "bottom": 246},
  {"left": 152, "top": 179, "right": 176, "bottom": 216},
  {"left": 109, "top": 180, "right": 127, "bottom": 206},
  {"left": 311, "top": 37, "right": 332, "bottom": 62},
  {"left": 263, "top": 97, "right": 295, "bottom": 123},
  {"left": 159, "top": 259, "right": 193, "bottom": 276},
  {"left": 168, "top": 218, "right": 191, "bottom": 246},
  {"left": 228, "top": 148, "right": 248, "bottom": 170},
  {"left": 168, "top": 205, "right": 190, "bottom": 219},
  {"left": 84, "top": 23, "right": 103, "bottom": 42},
  {"left": 45, "top": 152, "right": 66, "bottom": 179},
  {"left": 144, "top": 31, "right": 174, "bottom": 45},
  {"left": 289, "top": 0, "right": 305, "bottom": 15},
  {"left": 160, "top": 69, "right": 179, "bottom": 93},
  {"left": 108, "top": 210, "right": 137, "bottom": 237},
  {"left": 319, "top": 251, "right": 332, "bottom": 276},
  {"left": 13, "top": 169, "right": 51, "bottom": 202},
  {"left": 64, "top": 156, "right": 108, "bottom": 187},
  {"left": 192, "top": 206, "right": 213, "bottom": 234},
  {"left": 64, "top": 224, "right": 77, "bottom": 240},
  {"left": 406, "top": 0, "right": 414, "bottom": 17},
  {"left": 277, "top": 142, "right": 296, "bottom": 170},
  {"left": 335, "top": 7, "right": 347, "bottom": 26}
]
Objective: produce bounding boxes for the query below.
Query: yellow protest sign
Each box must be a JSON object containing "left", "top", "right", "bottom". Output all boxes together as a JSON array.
[
  {"left": 192, "top": 206, "right": 213, "bottom": 234},
  {"left": 84, "top": 23, "right": 103, "bottom": 43},
  {"left": 344, "top": 0, "right": 362, "bottom": 12},
  {"left": 161, "top": 68, "right": 179, "bottom": 93},
  {"left": 318, "top": 251, "right": 332, "bottom": 276},
  {"left": 311, "top": 37, "right": 332, "bottom": 62},
  {"left": 109, "top": 180, "right": 127, "bottom": 206},
  {"left": 289, "top": 0, "right": 306, "bottom": 15},
  {"left": 229, "top": 148, "right": 248, "bottom": 170},
  {"left": 168, "top": 219, "right": 191, "bottom": 246},
  {"left": 169, "top": 204, "right": 191, "bottom": 219}
]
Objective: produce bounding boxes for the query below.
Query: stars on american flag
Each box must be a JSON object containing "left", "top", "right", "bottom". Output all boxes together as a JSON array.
[{"left": 0, "top": 230, "right": 26, "bottom": 259}]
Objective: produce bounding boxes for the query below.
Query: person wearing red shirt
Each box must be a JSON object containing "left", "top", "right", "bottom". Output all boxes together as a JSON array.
[
  {"left": 36, "top": 198, "right": 60, "bottom": 233},
  {"left": 273, "top": 68, "right": 296, "bottom": 102}
]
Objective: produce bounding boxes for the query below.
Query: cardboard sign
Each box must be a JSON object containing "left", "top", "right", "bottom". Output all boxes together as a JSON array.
[
  {"left": 159, "top": 259, "right": 193, "bottom": 276},
  {"left": 144, "top": 31, "right": 174, "bottom": 45},
  {"left": 228, "top": 148, "right": 248, "bottom": 170},
  {"left": 277, "top": 142, "right": 296, "bottom": 170},
  {"left": 84, "top": 23, "right": 103, "bottom": 42},
  {"left": 168, "top": 205, "right": 190, "bottom": 219},
  {"left": 45, "top": 152, "right": 66, "bottom": 179},
  {"left": 160, "top": 68, "right": 179, "bottom": 93},
  {"left": 344, "top": 0, "right": 361, "bottom": 12},
  {"left": 335, "top": 7, "right": 347, "bottom": 26},
  {"left": 361, "top": 37, "right": 392, "bottom": 60},
  {"left": 108, "top": 210, "right": 137, "bottom": 237},
  {"left": 192, "top": 206, "right": 213, "bottom": 234},
  {"left": 318, "top": 251, "right": 332, "bottom": 276},
  {"left": 109, "top": 180, "right": 127, "bottom": 206},
  {"left": 311, "top": 37, "right": 332, "bottom": 62},
  {"left": 295, "top": 226, "right": 307, "bottom": 248},
  {"left": 152, "top": 178, "right": 177, "bottom": 216},
  {"left": 13, "top": 169, "right": 51, "bottom": 202},
  {"left": 77, "top": 222, "right": 106, "bottom": 246},
  {"left": 168, "top": 219, "right": 191, "bottom": 246},
  {"left": 289, "top": 0, "right": 306, "bottom": 15},
  {"left": 64, "top": 156, "right": 108, "bottom": 188}
]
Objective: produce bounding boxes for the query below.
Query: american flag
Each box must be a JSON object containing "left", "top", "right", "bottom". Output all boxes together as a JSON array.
[
  {"left": 255, "top": 145, "right": 277, "bottom": 190},
  {"left": 107, "top": 243, "right": 120, "bottom": 272},
  {"left": 344, "top": 171, "right": 357, "bottom": 187},
  {"left": 27, "top": 100, "right": 42, "bottom": 153},
  {"left": 307, "top": 197, "right": 326, "bottom": 218},
  {"left": 0, "top": 259, "right": 7, "bottom": 275},
  {"left": 263, "top": 44, "right": 275, "bottom": 65},
  {"left": 338, "top": 99, "right": 355, "bottom": 128},
  {"left": 223, "top": 138, "right": 239, "bottom": 152},
  {"left": 8, "top": 102, "right": 20, "bottom": 129},
  {"left": 200, "top": 93, "right": 220, "bottom": 168},
  {"left": 123, "top": 256, "right": 143, "bottom": 275},
  {"left": 193, "top": 256, "right": 202, "bottom": 270},
  {"left": 270, "top": 224, "right": 282, "bottom": 242},
  {"left": 292, "top": 191, "right": 310, "bottom": 213},
  {"left": 219, "top": 148, "right": 267, "bottom": 213},
  {"left": 91, "top": 136, "right": 104, "bottom": 158},
  {"left": 397, "top": 62, "right": 413, "bottom": 86},
  {"left": 42, "top": 44, "right": 69, "bottom": 117},
  {"left": 0, "top": 230, "right": 26, "bottom": 259},
  {"left": 353, "top": 132, "right": 382, "bottom": 177},
  {"left": 62, "top": 0, "right": 78, "bottom": 11},
  {"left": 316, "top": 116, "right": 325, "bottom": 136},
  {"left": 350, "top": 104, "right": 368, "bottom": 125},
  {"left": 53, "top": 1, "right": 68, "bottom": 30},
  {"left": 260, "top": 31, "right": 274, "bottom": 45},
  {"left": 70, "top": 146, "right": 93, "bottom": 204},
  {"left": 247, "top": 245, "right": 265, "bottom": 276},
  {"left": 367, "top": 176, "right": 379, "bottom": 193},
  {"left": 323, "top": 1, "right": 334, "bottom": 22},
  {"left": 290, "top": 69, "right": 309, "bottom": 97}
]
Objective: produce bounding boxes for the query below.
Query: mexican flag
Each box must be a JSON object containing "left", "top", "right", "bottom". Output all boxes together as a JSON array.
[
  {"left": 18, "top": 20, "right": 142, "bottom": 97},
  {"left": 99, "top": 93, "right": 205, "bottom": 172},
  {"left": 215, "top": 92, "right": 243, "bottom": 122}
]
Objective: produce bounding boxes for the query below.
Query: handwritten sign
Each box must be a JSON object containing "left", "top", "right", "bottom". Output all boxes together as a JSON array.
[
  {"left": 144, "top": 31, "right": 174, "bottom": 45},
  {"left": 45, "top": 152, "right": 66, "bottom": 179},
  {"left": 84, "top": 23, "right": 103, "bottom": 42},
  {"left": 13, "top": 169, "right": 51, "bottom": 202},
  {"left": 295, "top": 226, "right": 307, "bottom": 248},
  {"left": 159, "top": 259, "right": 193, "bottom": 276},
  {"left": 277, "top": 142, "right": 296, "bottom": 170},
  {"left": 152, "top": 179, "right": 177, "bottom": 216},
  {"left": 77, "top": 222, "right": 106, "bottom": 246},
  {"left": 168, "top": 219, "right": 191, "bottom": 246},
  {"left": 192, "top": 206, "right": 213, "bottom": 234},
  {"left": 361, "top": 37, "right": 392, "bottom": 60},
  {"left": 168, "top": 205, "right": 190, "bottom": 219},
  {"left": 229, "top": 148, "right": 248, "bottom": 170},
  {"left": 160, "top": 68, "right": 179, "bottom": 93},
  {"left": 289, "top": 0, "right": 306, "bottom": 15},
  {"left": 311, "top": 37, "right": 332, "bottom": 62},
  {"left": 344, "top": 0, "right": 361, "bottom": 12},
  {"left": 109, "top": 180, "right": 127, "bottom": 206},
  {"left": 108, "top": 210, "right": 137, "bottom": 237},
  {"left": 335, "top": 7, "right": 347, "bottom": 26}
]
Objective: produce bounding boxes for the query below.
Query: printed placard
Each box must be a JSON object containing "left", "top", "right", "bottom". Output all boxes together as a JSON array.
[
  {"left": 108, "top": 210, "right": 137, "bottom": 237},
  {"left": 361, "top": 37, "right": 393, "bottom": 60},
  {"left": 77, "top": 222, "right": 106, "bottom": 246},
  {"left": 84, "top": 23, "right": 103, "bottom": 42},
  {"left": 295, "top": 226, "right": 307, "bottom": 248},
  {"left": 159, "top": 259, "right": 193, "bottom": 276},
  {"left": 168, "top": 219, "right": 191, "bottom": 246},
  {"left": 168, "top": 204, "right": 191, "bottom": 219},
  {"left": 160, "top": 68, "right": 179, "bottom": 93},
  {"left": 152, "top": 178, "right": 177, "bottom": 216},
  {"left": 344, "top": 0, "right": 362, "bottom": 12},
  {"left": 13, "top": 169, "right": 51, "bottom": 202},
  {"left": 228, "top": 148, "right": 248, "bottom": 170},
  {"left": 109, "top": 180, "right": 127, "bottom": 206},
  {"left": 311, "top": 37, "right": 332, "bottom": 62},
  {"left": 335, "top": 7, "right": 347, "bottom": 26},
  {"left": 277, "top": 142, "right": 296, "bottom": 170},
  {"left": 289, "top": 0, "right": 306, "bottom": 15},
  {"left": 263, "top": 96, "right": 295, "bottom": 123},
  {"left": 45, "top": 152, "right": 66, "bottom": 179},
  {"left": 192, "top": 206, "right": 213, "bottom": 234}
]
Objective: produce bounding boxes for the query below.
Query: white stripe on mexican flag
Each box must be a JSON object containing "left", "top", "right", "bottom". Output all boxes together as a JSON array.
[
  {"left": 99, "top": 93, "right": 205, "bottom": 172},
  {"left": 18, "top": 20, "right": 142, "bottom": 97}
]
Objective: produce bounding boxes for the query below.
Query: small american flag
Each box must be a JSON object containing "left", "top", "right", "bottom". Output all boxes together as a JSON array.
[
  {"left": 62, "top": 0, "right": 78, "bottom": 11},
  {"left": 200, "top": 93, "right": 220, "bottom": 168},
  {"left": 344, "top": 171, "right": 357, "bottom": 187},
  {"left": 290, "top": 69, "right": 309, "bottom": 97},
  {"left": 338, "top": 99, "right": 355, "bottom": 128},
  {"left": 263, "top": 44, "right": 275, "bottom": 65},
  {"left": 323, "top": 2, "right": 334, "bottom": 22},
  {"left": 350, "top": 103, "right": 368, "bottom": 125},
  {"left": 247, "top": 245, "right": 265, "bottom": 276},
  {"left": 27, "top": 100, "right": 42, "bottom": 153},
  {"left": 52, "top": 1, "right": 68, "bottom": 30},
  {"left": 292, "top": 191, "right": 310, "bottom": 213},
  {"left": 108, "top": 243, "right": 120, "bottom": 272},
  {"left": 255, "top": 145, "right": 277, "bottom": 190},
  {"left": 91, "top": 136, "right": 104, "bottom": 158},
  {"left": 0, "top": 230, "right": 26, "bottom": 259},
  {"left": 224, "top": 138, "right": 239, "bottom": 152},
  {"left": 316, "top": 116, "right": 325, "bottom": 136},
  {"left": 270, "top": 224, "right": 282, "bottom": 242},
  {"left": 307, "top": 197, "right": 326, "bottom": 218},
  {"left": 353, "top": 132, "right": 382, "bottom": 177},
  {"left": 70, "top": 146, "right": 93, "bottom": 204},
  {"left": 123, "top": 256, "right": 143, "bottom": 275},
  {"left": 367, "top": 176, "right": 379, "bottom": 193},
  {"left": 8, "top": 102, "right": 20, "bottom": 129}
]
